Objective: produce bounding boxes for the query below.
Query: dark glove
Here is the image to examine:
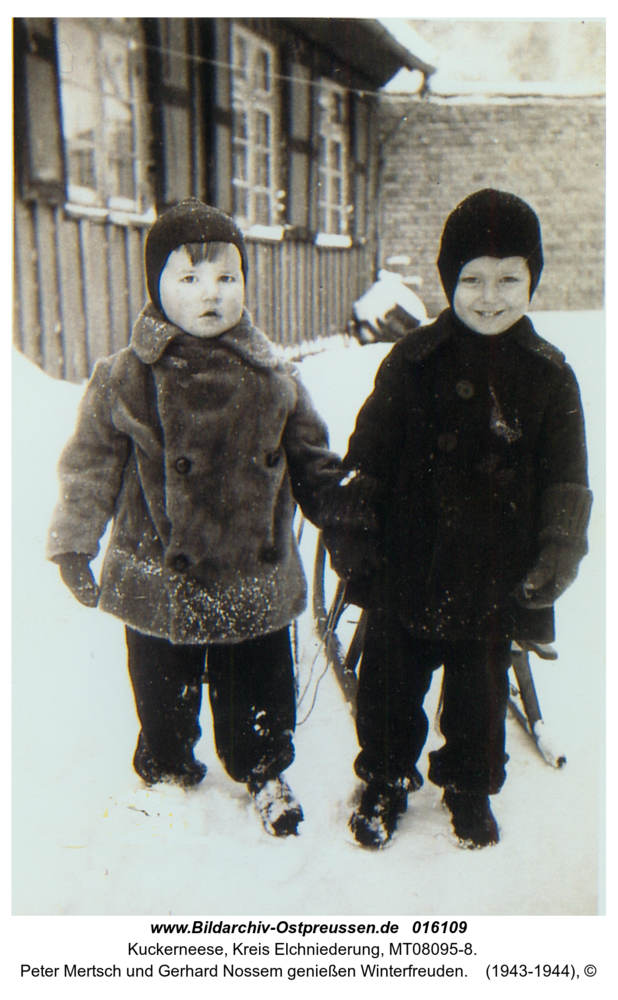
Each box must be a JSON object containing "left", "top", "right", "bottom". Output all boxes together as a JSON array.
[
  {"left": 514, "top": 542, "right": 582, "bottom": 608},
  {"left": 321, "top": 471, "right": 384, "bottom": 582},
  {"left": 321, "top": 470, "right": 383, "bottom": 533},
  {"left": 54, "top": 552, "right": 100, "bottom": 608},
  {"left": 514, "top": 483, "right": 592, "bottom": 609},
  {"left": 322, "top": 528, "right": 383, "bottom": 582}
]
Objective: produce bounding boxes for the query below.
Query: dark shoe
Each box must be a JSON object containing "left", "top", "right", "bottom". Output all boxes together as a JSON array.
[
  {"left": 349, "top": 779, "right": 408, "bottom": 849},
  {"left": 443, "top": 788, "right": 499, "bottom": 849},
  {"left": 133, "top": 738, "right": 207, "bottom": 788},
  {"left": 249, "top": 776, "right": 304, "bottom": 837}
]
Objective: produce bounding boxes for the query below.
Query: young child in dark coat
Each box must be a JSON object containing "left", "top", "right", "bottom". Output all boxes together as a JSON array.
[
  {"left": 47, "top": 200, "right": 340, "bottom": 837},
  {"left": 324, "top": 189, "right": 591, "bottom": 849}
]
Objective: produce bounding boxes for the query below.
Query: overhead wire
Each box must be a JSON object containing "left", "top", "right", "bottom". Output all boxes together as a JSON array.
[{"left": 54, "top": 26, "right": 428, "bottom": 105}]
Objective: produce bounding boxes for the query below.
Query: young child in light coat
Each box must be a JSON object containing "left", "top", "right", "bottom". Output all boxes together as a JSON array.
[
  {"left": 324, "top": 190, "right": 591, "bottom": 849},
  {"left": 47, "top": 200, "right": 340, "bottom": 837}
]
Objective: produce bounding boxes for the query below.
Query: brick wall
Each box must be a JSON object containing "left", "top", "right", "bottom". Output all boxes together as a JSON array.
[{"left": 377, "top": 96, "right": 605, "bottom": 315}]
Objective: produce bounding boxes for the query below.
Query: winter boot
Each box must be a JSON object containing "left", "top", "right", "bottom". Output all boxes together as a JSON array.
[
  {"left": 349, "top": 779, "right": 409, "bottom": 849},
  {"left": 442, "top": 788, "right": 499, "bottom": 849},
  {"left": 249, "top": 776, "right": 304, "bottom": 837},
  {"left": 133, "top": 736, "right": 207, "bottom": 788}
]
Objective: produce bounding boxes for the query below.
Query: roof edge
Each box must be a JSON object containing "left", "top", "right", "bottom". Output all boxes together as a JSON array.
[{"left": 364, "top": 20, "right": 435, "bottom": 78}]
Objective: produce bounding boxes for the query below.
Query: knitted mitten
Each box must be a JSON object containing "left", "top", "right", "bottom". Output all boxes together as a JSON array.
[
  {"left": 515, "top": 483, "right": 592, "bottom": 609},
  {"left": 321, "top": 471, "right": 384, "bottom": 581},
  {"left": 54, "top": 552, "right": 100, "bottom": 607},
  {"left": 322, "top": 527, "right": 383, "bottom": 581}
]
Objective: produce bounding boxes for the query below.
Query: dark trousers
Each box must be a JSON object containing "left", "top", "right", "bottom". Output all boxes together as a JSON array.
[
  {"left": 355, "top": 613, "right": 512, "bottom": 795},
  {"left": 126, "top": 626, "right": 296, "bottom": 786}
]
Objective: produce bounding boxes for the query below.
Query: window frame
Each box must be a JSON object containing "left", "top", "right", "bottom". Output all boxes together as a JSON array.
[
  {"left": 14, "top": 18, "right": 67, "bottom": 205},
  {"left": 315, "top": 78, "right": 352, "bottom": 246},
  {"left": 230, "top": 24, "right": 282, "bottom": 236},
  {"left": 55, "top": 18, "right": 154, "bottom": 223}
]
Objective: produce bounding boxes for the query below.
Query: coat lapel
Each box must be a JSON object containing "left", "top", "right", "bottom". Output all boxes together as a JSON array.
[{"left": 130, "top": 303, "right": 280, "bottom": 370}]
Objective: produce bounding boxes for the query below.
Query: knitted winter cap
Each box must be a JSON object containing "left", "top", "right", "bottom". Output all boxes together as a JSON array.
[
  {"left": 437, "top": 189, "right": 543, "bottom": 304},
  {"left": 145, "top": 200, "right": 248, "bottom": 311}
]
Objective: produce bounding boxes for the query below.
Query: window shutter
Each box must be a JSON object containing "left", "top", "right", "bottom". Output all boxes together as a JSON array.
[
  {"left": 14, "top": 18, "right": 66, "bottom": 204},
  {"left": 212, "top": 21, "right": 233, "bottom": 214},
  {"left": 286, "top": 62, "right": 312, "bottom": 235},
  {"left": 351, "top": 92, "right": 370, "bottom": 241},
  {"left": 145, "top": 19, "right": 195, "bottom": 208}
]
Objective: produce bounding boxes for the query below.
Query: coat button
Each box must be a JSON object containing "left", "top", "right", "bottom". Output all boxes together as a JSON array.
[
  {"left": 175, "top": 457, "right": 191, "bottom": 474},
  {"left": 437, "top": 431, "right": 457, "bottom": 452},
  {"left": 265, "top": 450, "right": 281, "bottom": 468},
  {"left": 456, "top": 379, "right": 475, "bottom": 399},
  {"left": 173, "top": 554, "right": 189, "bottom": 572}
]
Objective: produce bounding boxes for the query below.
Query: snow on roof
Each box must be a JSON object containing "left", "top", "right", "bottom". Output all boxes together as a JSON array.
[
  {"left": 377, "top": 18, "right": 439, "bottom": 67},
  {"left": 384, "top": 72, "right": 606, "bottom": 100},
  {"left": 379, "top": 18, "right": 605, "bottom": 99}
]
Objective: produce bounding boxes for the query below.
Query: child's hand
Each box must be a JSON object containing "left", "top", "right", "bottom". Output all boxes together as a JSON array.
[
  {"left": 55, "top": 553, "right": 100, "bottom": 608},
  {"left": 514, "top": 542, "right": 581, "bottom": 609},
  {"left": 322, "top": 528, "right": 383, "bottom": 582}
]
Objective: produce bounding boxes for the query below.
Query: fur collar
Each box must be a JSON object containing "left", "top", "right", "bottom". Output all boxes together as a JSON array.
[
  {"left": 402, "top": 309, "right": 565, "bottom": 367},
  {"left": 130, "top": 303, "right": 280, "bottom": 370}
]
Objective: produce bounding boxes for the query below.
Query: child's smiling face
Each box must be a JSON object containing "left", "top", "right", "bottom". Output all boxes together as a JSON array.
[
  {"left": 453, "top": 256, "right": 531, "bottom": 335},
  {"left": 159, "top": 243, "right": 245, "bottom": 338}
]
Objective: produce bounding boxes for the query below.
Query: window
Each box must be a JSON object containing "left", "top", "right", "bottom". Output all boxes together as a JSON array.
[
  {"left": 231, "top": 25, "right": 281, "bottom": 233},
  {"left": 155, "top": 18, "right": 201, "bottom": 207},
  {"left": 56, "top": 18, "right": 153, "bottom": 218},
  {"left": 14, "top": 18, "right": 67, "bottom": 204},
  {"left": 316, "top": 81, "right": 351, "bottom": 245}
]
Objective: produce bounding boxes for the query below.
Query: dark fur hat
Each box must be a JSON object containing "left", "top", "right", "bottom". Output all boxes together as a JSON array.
[
  {"left": 145, "top": 200, "right": 248, "bottom": 311},
  {"left": 437, "top": 189, "right": 543, "bottom": 304}
]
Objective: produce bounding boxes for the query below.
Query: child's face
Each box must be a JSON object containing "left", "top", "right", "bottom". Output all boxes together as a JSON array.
[
  {"left": 159, "top": 244, "right": 245, "bottom": 338},
  {"left": 453, "top": 256, "right": 531, "bottom": 335}
]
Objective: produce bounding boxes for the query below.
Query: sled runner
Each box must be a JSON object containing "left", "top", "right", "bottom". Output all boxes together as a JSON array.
[
  {"left": 509, "top": 640, "right": 566, "bottom": 768},
  {"left": 312, "top": 533, "right": 567, "bottom": 769}
]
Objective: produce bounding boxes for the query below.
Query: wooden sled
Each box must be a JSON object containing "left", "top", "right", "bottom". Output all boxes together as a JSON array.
[{"left": 312, "top": 533, "right": 566, "bottom": 768}]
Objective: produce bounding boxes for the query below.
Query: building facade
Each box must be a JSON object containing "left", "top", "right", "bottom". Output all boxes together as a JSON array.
[
  {"left": 377, "top": 94, "right": 605, "bottom": 315},
  {"left": 14, "top": 17, "right": 430, "bottom": 381}
]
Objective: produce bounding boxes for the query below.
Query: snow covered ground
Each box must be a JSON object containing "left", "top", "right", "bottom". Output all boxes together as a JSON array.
[{"left": 12, "top": 311, "right": 605, "bottom": 916}]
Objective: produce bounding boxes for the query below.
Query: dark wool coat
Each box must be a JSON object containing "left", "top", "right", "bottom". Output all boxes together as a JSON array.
[
  {"left": 343, "top": 310, "right": 589, "bottom": 642},
  {"left": 47, "top": 305, "right": 340, "bottom": 644}
]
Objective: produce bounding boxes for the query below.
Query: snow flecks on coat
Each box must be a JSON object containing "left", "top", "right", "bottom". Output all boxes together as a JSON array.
[
  {"left": 489, "top": 385, "right": 523, "bottom": 443},
  {"left": 166, "top": 566, "right": 308, "bottom": 646},
  {"left": 340, "top": 310, "right": 589, "bottom": 642},
  {"left": 47, "top": 305, "right": 339, "bottom": 645}
]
